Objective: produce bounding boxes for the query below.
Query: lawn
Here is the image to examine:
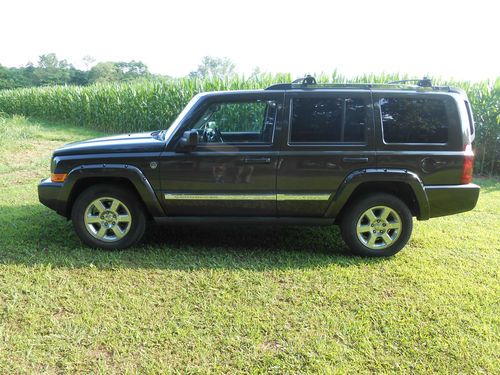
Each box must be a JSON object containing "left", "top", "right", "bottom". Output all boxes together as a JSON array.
[{"left": 0, "top": 115, "right": 498, "bottom": 374}]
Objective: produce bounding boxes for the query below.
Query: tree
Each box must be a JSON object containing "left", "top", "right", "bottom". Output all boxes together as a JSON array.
[
  {"left": 38, "top": 53, "right": 70, "bottom": 69},
  {"left": 188, "top": 56, "right": 236, "bottom": 79},
  {"left": 68, "top": 69, "right": 89, "bottom": 86},
  {"left": 0, "top": 64, "right": 15, "bottom": 89},
  {"left": 34, "top": 53, "right": 74, "bottom": 86},
  {"left": 115, "top": 60, "right": 150, "bottom": 80},
  {"left": 0, "top": 54, "right": 153, "bottom": 89},
  {"left": 88, "top": 62, "right": 122, "bottom": 83},
  {"left": 82, "top": 55, "right": 96, "bottom": 70},
  {"left": 88, "top": 60, "right": 150, "bottom": 83}
]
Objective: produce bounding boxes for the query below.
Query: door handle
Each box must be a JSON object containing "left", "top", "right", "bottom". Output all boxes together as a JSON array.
[
  {"left": 342, "top": 157, "right": 369, "bottom": 163},
  {"left": 244, "top": 157, "right": 271, "bottom": 164}
]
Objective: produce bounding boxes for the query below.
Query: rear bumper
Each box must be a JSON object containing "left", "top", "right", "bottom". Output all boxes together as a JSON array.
[
  {"left": 38, "top": 178, "right": 66, "bottom": 216},
  {"left": 425, "top": 183, "right": 480, "bottom": 218}
]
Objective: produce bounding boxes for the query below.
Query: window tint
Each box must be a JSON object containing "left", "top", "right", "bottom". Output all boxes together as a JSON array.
[
  {"left": 464, "top": 101, "right": 474, "bottom": 136},
  {"left": 193, "top": 100, "right": 276, "bottom": 144},
  {"left": 290, "top": 97, "right": 367, "bottom": 143},
  {"left": 381, "top": 97, "right": 448, "bottom": 143}
]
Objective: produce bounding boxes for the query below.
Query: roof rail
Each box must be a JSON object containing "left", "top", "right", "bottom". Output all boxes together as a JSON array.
[
  {"left": 266, "top": 75, "right": 317, "bottom": 90},
  {"left": 265, "top": 81, "right": 374, "bottom": 91},
  {"left": 265, "top": 83, "right": 293, "bottom": 90},
  {"left": 388, "top": 77, "right": 433, "bottom": 87},
  {"left": 265, "top": 75, "right": 463, "bottom": 94}
]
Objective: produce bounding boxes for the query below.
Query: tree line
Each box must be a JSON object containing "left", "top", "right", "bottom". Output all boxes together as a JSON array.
[{"left": 0, "top": 54, "right": 237, "bottom": 90}]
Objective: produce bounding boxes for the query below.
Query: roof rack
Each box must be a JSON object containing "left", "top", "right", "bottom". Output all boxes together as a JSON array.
[
  {"left": 292, "top": 75, "right": 317, "bottom": 85},
  {"left": 265, "top": 81, "right": 374, "bottom": 91},
  {"left": 265, "top": 75, "right": 463, "bottom": 93},
  {"left": 388, "top": 77, "right": 433, "bottom": 87}
]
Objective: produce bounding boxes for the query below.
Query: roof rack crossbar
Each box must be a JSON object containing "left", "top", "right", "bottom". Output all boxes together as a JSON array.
[
  {"left": 292, "top": 75, "right": 317, "bottom": 85},
  {"left": 388, "top": 77, "right": 433, "bottom": 87}
]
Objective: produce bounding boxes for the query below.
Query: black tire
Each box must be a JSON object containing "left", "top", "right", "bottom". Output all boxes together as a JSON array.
[
  {"left": 71, "top": 184, "right": 146, "bottom": 250},
  {"left": 340, "top": 193, "right": 413, "bottom": 257}
]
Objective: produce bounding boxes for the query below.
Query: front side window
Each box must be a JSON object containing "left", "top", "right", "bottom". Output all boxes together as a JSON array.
[
  {"left": 192, "top": 100, "right": 276, "bottom": 144},
  {"left": 290, "top": 97, "right": 367, "bottom": 143},
  {"left": 381, "top": 97, "right": 449, "bottom": 143}
]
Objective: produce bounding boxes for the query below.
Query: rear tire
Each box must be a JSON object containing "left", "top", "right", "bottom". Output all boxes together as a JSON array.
[
  {"left": 71, "top": 184, "right": 146, "bottom": 250},
  {"left": 340, "top": 193, "right": 413, "bottom": 257}
]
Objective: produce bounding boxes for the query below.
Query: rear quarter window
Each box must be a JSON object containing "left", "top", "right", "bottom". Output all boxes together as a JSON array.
[
  {"left": 464, "top": 100, "right": 475, "bottom": 137},
  {"left": 381, "top": 97, "right": 449, "bottom": 144}
]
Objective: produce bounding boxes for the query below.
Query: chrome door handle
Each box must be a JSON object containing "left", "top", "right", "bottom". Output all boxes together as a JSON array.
[
  {"left": 342, "top": 157, "right": 369, "bottom": 163},
  {"left": 244, "top": 157, "right": 271, "bottom": 164}
]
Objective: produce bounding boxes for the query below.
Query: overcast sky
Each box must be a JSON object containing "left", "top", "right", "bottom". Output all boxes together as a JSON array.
[{"left": 1, "top": 0, "right": 499, "bottom": 81}]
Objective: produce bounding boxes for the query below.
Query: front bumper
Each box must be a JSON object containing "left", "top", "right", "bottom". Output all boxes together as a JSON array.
[
  {"left": 425, "top": 183, "right": 480, "bottom": 218},
  {"left": 38, "top": 178, "right": 66, "bottom": 216}
]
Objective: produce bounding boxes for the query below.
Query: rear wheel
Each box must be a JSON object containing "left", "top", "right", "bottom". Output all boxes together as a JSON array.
[
  {"left": 340, "top": 193, "right": 413, "bottom": 257},
  {"left": 71, "top": 184, "right": 146, "bottom": 249}
]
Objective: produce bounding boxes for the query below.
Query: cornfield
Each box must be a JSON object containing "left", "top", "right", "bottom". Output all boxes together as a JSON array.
[{"left": 0, "top": 73, "right": 498, "bottom": 175}]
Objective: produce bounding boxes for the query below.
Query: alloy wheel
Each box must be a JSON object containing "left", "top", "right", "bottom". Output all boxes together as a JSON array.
[
  {"left": 84, "top": 197, "right": 132, "bottom": 242},
  {"left": 356, "top": 205, "right": 402, "bottom": 250}
]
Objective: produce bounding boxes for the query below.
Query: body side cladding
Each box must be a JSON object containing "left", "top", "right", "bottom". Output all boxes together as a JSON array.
[
  {"left": 61, "top": 164, "right": 164, "bottom": 217},
  {"left": 325, "top": 168, "right": 430, "bottom": 220}
]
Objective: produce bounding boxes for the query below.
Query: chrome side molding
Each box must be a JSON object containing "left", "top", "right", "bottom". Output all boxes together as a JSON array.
[
  {"left": 277, "top": 194, "right": 330, "bottom": 201},
  {"left": 164, "top": 193, "right": 275, "bottom": 201},
  {"left": 164, "top": 193, "right": 331, "bottom": 201}
]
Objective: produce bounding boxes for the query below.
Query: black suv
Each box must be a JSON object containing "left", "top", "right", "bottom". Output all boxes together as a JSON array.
[{"left": 38, "top": 77, "right": 480, "bottom": 256}]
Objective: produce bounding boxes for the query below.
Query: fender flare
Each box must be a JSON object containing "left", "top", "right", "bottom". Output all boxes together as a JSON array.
[
  {"left": 325, "top": 168, "right": 430, "bottom": 220},
  {"left": 60, "top": 163, "right": 164, "bottom": 217}
]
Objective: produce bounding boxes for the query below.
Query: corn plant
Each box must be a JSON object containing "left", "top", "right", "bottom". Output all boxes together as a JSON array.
[{"left": 0, "top": 74, "right": 498, "bottom": 175}]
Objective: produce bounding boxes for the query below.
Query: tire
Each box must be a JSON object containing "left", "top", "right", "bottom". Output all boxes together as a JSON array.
[
  {"left": 71, "top": 184, "right": 146, "bottom": 250},
  {"left": 340, "top": 193, "right": 413, "bottom": 257}
]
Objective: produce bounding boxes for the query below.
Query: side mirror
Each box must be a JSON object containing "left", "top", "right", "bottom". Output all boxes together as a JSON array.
[{"left": 177, "top": 129, "right": 199, "bottom": 151}]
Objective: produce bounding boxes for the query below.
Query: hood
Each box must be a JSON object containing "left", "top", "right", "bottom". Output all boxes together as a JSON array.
[{"left": 53, "top": 131, "right": 166, "bottom": 156}]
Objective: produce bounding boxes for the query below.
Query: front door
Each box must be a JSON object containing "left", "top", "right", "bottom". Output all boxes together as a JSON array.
[{"left": 159, "top": 92, "right": 283, "bottom": 216}]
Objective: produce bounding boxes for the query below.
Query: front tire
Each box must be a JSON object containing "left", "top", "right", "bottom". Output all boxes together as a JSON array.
[
  {"left": 71, "top": 184, "right": 146, "bottom": 250},
  {"left": 340, "top": 193, "right": 413, "bottom": 257}
]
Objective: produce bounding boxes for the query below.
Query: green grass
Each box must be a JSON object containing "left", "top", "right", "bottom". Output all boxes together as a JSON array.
[{"left": 0, "top": 116, "right": 498, "bottom": 374}]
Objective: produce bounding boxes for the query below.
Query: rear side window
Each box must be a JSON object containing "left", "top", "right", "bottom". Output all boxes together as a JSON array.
[
  {"left": 290, "top": 97, "right": 367, "bottom": 143},
  {"left": 381, "top": 97, "right": 448, "bottom": 143}
]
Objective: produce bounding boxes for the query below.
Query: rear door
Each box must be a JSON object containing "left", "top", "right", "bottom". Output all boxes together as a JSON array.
[{"left": 277, "top": 90, "right": 375, "bottom": 217}]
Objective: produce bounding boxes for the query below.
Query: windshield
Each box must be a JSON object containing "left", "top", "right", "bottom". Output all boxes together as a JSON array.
[{"left": 161, "top": 94, "right": 203, "bottom": 141}]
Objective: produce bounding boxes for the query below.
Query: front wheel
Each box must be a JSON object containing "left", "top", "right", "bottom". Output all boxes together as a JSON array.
[
  {"left": 71, "top": 184, "right": 146, "bottom": 250},
  {"left": 340, "top": 193, "right": 413, "bottom": 257}
]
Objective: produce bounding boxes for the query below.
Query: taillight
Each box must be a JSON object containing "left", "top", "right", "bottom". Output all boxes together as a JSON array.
[{"left": 461, "top": 144, "right": 474, "bottom": 184}]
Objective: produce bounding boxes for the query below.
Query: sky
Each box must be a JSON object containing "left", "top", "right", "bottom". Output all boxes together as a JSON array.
[{"left": 1, "top": 0, "right": 499, "bottom": 81}]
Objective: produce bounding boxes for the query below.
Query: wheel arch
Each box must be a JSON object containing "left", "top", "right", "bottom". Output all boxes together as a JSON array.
[
  {"left": 60, "top": 164, "right": 164, "bottom": 218},
  {"left": 326, "top": 168, "right": 430, "bottom": 222}
]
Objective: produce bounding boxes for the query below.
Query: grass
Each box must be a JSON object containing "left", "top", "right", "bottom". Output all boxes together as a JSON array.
[{"left": 0, "top": 116, "right": 498, "bottom": 374}]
